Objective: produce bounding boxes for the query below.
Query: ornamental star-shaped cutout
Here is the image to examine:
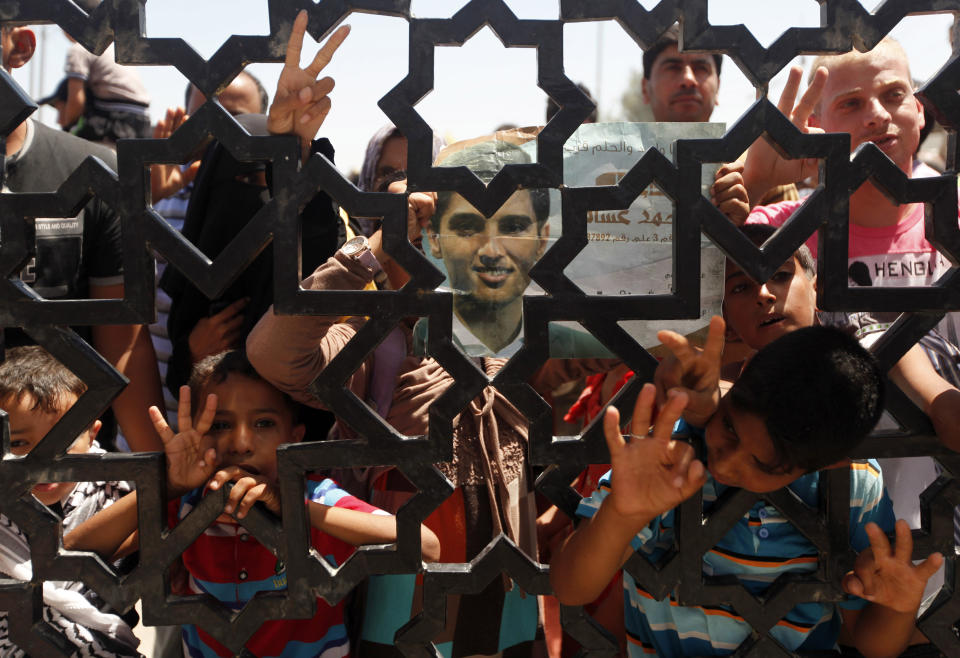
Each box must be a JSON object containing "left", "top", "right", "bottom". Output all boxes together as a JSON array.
[
  {"left": 394, "top": 535, "right": 550, "bottom": 654},
  {"left": 271, "top": 151, "right": 443, "bottom": 315},
  {"left": 0, "top": 158, "right": 151, "bottom": 325},
  {"left": 136, "top": 481, "right": 312, "bottom": 653},
  {"left": 559, "top": 0, "right": 680, "bottom": 48},
  {"left": 9, "top": 0, "right": 114, "bottom": 54},
  {"left": 112, "top": 1, "right": 408, "bottom": 99},
  {"left": 684, "top": 97, "right": 849, "bottom": 286},
  {"left": 127, "top": 106, "right": 301, "bottom": 302},
  {"left": 277, "top": 449, "right": 451, "bottom": 604},
  {"left": 378, "top": 0, "right": 593, "bottom": 215}
]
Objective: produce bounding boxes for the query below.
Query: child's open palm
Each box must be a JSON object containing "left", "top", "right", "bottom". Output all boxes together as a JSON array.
[
  {"left": 604, "top": 383, "right": 708, "bottom": 522},
  {"left": 842, "top": 520, "right": 943, "bottom": 613},
  {"left": 148, "top": 386, "right": 219, "bottom": 497}
]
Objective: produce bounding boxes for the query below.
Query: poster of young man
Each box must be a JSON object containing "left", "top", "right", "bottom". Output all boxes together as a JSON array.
[{"left": 416, "top": 122, "right": 725, "bottom": 358}]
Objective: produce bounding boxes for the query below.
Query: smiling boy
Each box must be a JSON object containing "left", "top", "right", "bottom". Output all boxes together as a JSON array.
[{"left": 550, "top": 322, "right": 943, "bottom": 657}]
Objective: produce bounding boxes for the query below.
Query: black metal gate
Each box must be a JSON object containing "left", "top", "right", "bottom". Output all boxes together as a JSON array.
[{"left": 1, "top": 1, "right": 960, "bottom": 656}]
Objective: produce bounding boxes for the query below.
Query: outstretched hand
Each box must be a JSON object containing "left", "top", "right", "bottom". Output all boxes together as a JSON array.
[
  {"left": 655, "top": 315, "right": 726, "bottom": 427},
  {"left": 842, "top": 520, "right": 943, "bottom": 614},
  {"left": 148, "top": 386, "right": 219, "bottom": 498},
  {"left": 742, "top": 65, "right": 828, "bottom": 206},
  {"left": 150, "top": 106, "right": 201, "bottom": 203},
  {"left": 603, "top": 383, "right": 707, "bottom": 523},
  {"left": 268, "top": 10, "right": 350, "bottom": 155}
]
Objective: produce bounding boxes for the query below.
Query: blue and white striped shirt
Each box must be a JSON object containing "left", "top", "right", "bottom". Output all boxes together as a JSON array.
[{"left": 576, "top": 427, "right": 894, "bottom": 657}]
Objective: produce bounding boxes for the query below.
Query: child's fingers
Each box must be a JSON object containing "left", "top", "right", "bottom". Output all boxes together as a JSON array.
[
  {"left": 176, "top": 385, "right": 193, "bottom": 434},
  {"left": 915, "top": 552, "right": 945, "bottom": 582},
  {"left": 602, "top": 404, "right": 626, "bottom": 459},
  {"left": 148, "top": 406, "right": 175, "bottom": 444},
  {"left": 892, "top": 519, "right": 913, "bottom": 563},
  {"left": 702, "top": 316, "right": 726, "bottom": 364},
  {"left": 194, "top": 393, "right": 218, "bottom": 436},
  {"left": 651, "top": 390, "right": 688, "bottom": 445},
  {"left": 233, "top": 482, "right": 269, "bottom": 518},
  {"left": 628, "top": 383, "right": 657, "bottom": 441},
  {"left": 656, "top": 330, "right": 698, "bottom": 374},
  {"left": 653, "top": 357, "right": 682, "bottom": 408},
  {"left": 223, "top": 476, "right": 253, "bottom": 515},
  {"left": 670, "top": 441, "right": 696, "bottom": 488},
  {"left": 865, "top": 522, "right": 893, "bottom": 562},
  {"left": 841, "top": 572, "right": 865, "bottom": 598},
  {"left": 206, "top": 466, "right": 240, "bottom": 491}
]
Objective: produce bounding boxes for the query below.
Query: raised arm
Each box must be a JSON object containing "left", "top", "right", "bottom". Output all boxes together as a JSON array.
[
  {"left": 550, "top": 384, "right": 706, "bottom": 604},
  {"left": 889, "top": 344, "right": 960, "bottom": 452},
  {"left": 742, "top": 66, "right": 828, "bottom": 208},
  {"left": 246, "top": 253, "right": 376, "bottom": 408}
]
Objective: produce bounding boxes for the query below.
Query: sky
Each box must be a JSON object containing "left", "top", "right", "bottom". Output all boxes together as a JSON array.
[{"left": 14, "top": 0, "right": 955, "bottom": 175}]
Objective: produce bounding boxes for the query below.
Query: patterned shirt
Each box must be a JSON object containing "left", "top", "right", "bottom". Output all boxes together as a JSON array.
[
  {"left": 173, "top": 478, "right": 388, "bottom": 658},
  {"left": 577, "top": 427, "right": 894, "bottom": 657}
]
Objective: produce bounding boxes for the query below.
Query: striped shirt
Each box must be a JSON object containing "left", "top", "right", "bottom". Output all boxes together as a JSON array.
[
  {"left": 577, "top": 429, "right": 894, "bottom": 657},
  {"left": 173, "top": 478, "right": 388, "bottom": 658}
]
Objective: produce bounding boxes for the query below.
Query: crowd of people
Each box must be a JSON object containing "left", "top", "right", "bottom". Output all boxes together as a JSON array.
[{"left": 1, "top": 5, "right": 960, "bottom": 658}]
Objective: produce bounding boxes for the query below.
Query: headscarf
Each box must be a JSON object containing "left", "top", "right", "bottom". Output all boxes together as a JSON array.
[{"left": 355, "top": 125, "right": 445, "bottom": 236}]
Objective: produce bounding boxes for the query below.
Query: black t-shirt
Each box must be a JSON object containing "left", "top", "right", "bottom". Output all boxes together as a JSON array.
[{"left": 3, "top": 120, "right": 123, "bottom": 304}]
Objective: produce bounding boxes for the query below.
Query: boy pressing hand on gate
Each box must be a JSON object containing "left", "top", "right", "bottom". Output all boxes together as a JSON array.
[
  {"left": 65, "top": 350, "right": 440, "bottom": 657},
  {"left": 550, "top": 321, "right": 942, "bottom": 658}
]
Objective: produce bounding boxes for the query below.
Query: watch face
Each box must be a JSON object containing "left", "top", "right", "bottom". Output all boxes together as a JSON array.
[{"left": 342, "top": 236, "right": 366, "bottom": 256}]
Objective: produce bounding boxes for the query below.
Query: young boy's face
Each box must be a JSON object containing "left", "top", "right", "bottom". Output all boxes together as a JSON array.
[
  {"left": 723, "top": 255, "right": 817, "bottom": 351},
  {"left": 202, "top": 374, "right": 305, "bottom": 484},
  {"left": 1, "top": 393, "right": 96, "bottom": 505},
  {"left": 703, "top": 395, "right": 805, "bottom": 493},
  {"left": 811, "top": 43, "right": 923, "bottom": 175}
]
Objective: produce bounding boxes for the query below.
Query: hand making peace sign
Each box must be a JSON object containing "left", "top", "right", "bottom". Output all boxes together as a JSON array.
[{"left": 268, "top": 10, "right": 350, "bottom": 150}]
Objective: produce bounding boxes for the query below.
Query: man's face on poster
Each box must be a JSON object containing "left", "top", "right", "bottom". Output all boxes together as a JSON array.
[{"left": 429, "top": 189, "right": 548, "bottom": 308}]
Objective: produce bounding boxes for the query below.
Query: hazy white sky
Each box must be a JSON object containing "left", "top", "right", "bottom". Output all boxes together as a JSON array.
[{"left": 15, "top": 0, "right": 954, "bottom": 174}]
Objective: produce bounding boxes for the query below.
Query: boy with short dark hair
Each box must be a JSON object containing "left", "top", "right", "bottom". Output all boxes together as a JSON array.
[
  {"left": 0, "top": 346, "right": 140, "bottom": 656},
  {"left": 551, "top": 323, "right": 943, "bottom": 657},
  {"left": 65, "top": 349, "right": 440, "bottom": 657}
]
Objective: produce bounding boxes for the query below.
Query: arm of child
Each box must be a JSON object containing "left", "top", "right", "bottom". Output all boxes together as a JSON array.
[
  {"left": 207, "top": 467, "right": 442, "bottom": 562},
  {"left": 840, "top": 521, "right": 943, "bottom": 658},
  {"left": 64, "top": 387, "right": 220, "bottom": 560},
  {"left": 308, "top": 504, "right": 441, "bottom": 562},
  {"left": 550, "top": 383, "right": 707, "bottom": 605},
  {"left": 889, "top": 344, "right": 960, "bottom": 452},
  {"left": 62, "top": 490, "right": 140, "bottom": 561},
  {"left": 654, "top": 315, "right": 726, "bottom": 427}
]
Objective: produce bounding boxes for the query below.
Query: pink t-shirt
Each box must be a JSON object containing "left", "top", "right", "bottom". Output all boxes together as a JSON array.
[{"left": 747, "top": 199, "right": 959, "bottom": 343}]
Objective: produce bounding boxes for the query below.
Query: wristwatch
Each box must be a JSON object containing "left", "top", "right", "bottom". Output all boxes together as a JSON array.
[{"left": 341, "top": 236, "right": 388, "bottom": 285}]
